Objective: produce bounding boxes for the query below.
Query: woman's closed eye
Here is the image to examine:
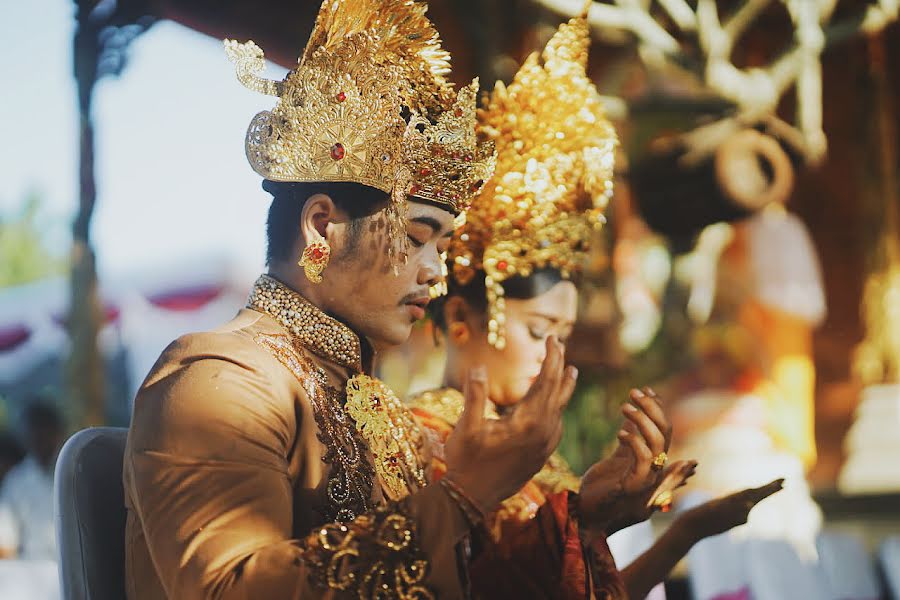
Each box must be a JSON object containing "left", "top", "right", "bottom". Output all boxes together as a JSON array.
[{"left": 528, "top": 327, "right": 548, "bottom": 341}]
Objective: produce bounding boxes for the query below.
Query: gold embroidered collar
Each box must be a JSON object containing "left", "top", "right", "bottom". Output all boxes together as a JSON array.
[
  {"left": 408, "top": 387, "right": 499, "bottom": 425},
  {"left": 247, "top": 274, "right": 363, "bottom": 372}
]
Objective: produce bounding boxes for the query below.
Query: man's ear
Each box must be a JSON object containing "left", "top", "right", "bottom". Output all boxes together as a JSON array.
[{"left": 299, "top": 193, "right": 337, "bottom": 246}]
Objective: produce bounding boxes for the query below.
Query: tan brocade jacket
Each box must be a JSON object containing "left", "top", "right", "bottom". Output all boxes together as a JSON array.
[{"left": 122, "top": 275, "right": 470, "bottom": 599}]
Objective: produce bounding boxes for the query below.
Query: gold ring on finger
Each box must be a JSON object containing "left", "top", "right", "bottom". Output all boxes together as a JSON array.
[{"left": 651, "top": 451, "right": 668, "bottom": 470}]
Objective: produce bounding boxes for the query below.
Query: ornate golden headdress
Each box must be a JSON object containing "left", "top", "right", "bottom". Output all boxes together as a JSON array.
[
  {"left": 447, "top": 14, "right": 617, "bottom": 348},
  {"left": 224, "top": 0, "right": 494, "bottom": 264}
]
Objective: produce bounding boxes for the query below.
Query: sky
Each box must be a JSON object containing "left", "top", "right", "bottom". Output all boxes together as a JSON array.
[{"left": 0, "top": 0, "right": 288, "bottom": 282}]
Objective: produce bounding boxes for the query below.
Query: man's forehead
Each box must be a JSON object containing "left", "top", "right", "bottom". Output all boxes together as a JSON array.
[{"left": 406, "top": 199, "right": 456, "bottom": 232}]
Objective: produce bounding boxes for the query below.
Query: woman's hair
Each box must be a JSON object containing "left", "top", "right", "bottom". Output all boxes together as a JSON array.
[
  {"left": 263, "top": 180, "right": 389, "bottom": 265},
  {"left": 430, "top": 267, "right": 572, "bottom": 331}
]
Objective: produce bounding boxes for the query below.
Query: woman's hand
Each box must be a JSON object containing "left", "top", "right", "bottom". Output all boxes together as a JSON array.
[
  {"left": 577, "top": 388, "right": 676, "bottom": 536},
  {"left": 673, "top": 479, "right": 784, "bottom": 544}
]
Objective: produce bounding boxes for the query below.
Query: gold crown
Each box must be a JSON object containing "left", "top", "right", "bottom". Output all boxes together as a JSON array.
[
  {"left": 225, "top": 0, "right": 494, "bottom": 257},
  {"left": 447, "top": 14, "right": 617, "bottom": 348},
  {"left": 404, "top": 80, "right": 496, "bottom": 212}
]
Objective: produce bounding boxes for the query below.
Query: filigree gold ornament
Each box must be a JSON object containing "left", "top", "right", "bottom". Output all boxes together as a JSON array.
[
  {"left": 345, "top": 375, "right": 428, "bottom": 501},
  {"left": 301, "top": 501, "right": 433, "bottom": 598},
  {"left": 299, "top": 238, "right": 331, "bottom": 284},
  {"left": 448, "top": 14, "right": 617, "bottom": 348}
]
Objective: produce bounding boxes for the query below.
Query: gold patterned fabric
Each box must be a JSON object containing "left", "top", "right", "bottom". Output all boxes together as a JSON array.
[
  {"left": 123, "top": 278, "right": 473, "bottom": 599},
  {"left": 255, "top": 333, "right": 375, "bottom": 523},
  {"left": 224, "top": 0, "right": 495, "bottom": 225},
  {"left": 409, "top": 387, "right": 467, "bottom": 425},
  {"left": 448, "top": 14, "right": 618, "bottom": 348},
  {"left": 301, "top": 502, "right": 434, "bottom": 599}
]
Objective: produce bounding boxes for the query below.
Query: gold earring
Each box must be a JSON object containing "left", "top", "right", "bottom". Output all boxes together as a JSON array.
[
  {"left": 449, "top": 322, "right": 470, "bottom": 344},
  {"left": 299, "top": 238, "right": 330, "bottom": 283}
]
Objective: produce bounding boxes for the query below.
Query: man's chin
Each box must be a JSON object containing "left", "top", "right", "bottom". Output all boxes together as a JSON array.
[{"left": 364, "top": 321, "right": 414, "bottom": 351}]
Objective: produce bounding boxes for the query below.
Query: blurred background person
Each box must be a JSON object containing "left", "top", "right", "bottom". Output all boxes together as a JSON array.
[
  {"left": 0, "top": 431, "right": 25, "bottom": 486},
  {"left": 0, "top": 398, "right": 65, "bottom": 561}
]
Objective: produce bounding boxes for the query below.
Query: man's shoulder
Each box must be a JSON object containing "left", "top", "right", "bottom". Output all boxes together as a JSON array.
[
  {"left": 128, "top": 310, "right": 304, "bottom": 451},
  {"left": 146, "top": 308, "right": 281, "bottom": 377},
  {"left": 133, "top": 309, "right": 302, "bottom": 416}
]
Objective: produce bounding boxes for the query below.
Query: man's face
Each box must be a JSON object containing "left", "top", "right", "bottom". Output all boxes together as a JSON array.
[{"left": 322, "top": 200, "right": 455, "bottom": 350}]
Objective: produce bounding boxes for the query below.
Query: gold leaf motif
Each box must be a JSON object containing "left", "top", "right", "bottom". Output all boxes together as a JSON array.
[{"left": 346, "top": 375, "right": 427, "bottom": 500}]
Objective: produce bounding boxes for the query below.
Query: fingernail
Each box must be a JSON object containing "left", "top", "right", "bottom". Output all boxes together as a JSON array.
[
  {"left": 623, "top": 404, "right": 637, "bottom": 413},
  {"left": 617, "top": 429, "right": 628, "bottom": 438},
  {"left": 631, "top": 389, "right": 645, "bottom": 398},
  {"left": 471, "top": 366, "right": 487, "bottom": 381},
  {"left": 645, "top": 387, "right": 656, "bottom": 396},
  {"left": 568, "top": 366, "right": 579, "bottom": 379}
]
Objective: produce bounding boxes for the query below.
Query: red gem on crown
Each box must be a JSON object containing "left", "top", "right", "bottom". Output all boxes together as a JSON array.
[
  {"left": 336, "top": 91, "right": 346, "bottom": 102},
  {"left": 330, "top": 143, "right": 345, "bottom": 160}
]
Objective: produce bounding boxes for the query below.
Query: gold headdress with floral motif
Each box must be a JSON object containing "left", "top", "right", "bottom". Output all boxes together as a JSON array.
[
  {"left": 447, "top": 14, "right": 617, "bottom": 348},
  {"left": 224, "top": 0, "right": 495, "bottom": 265}
]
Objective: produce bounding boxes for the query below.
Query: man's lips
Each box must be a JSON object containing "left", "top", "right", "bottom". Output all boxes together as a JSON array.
[{"left": 404, "top": 296, "right": 430, "bottom": 320}]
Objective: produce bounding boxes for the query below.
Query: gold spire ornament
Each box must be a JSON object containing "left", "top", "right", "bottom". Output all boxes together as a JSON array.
[
  {"left": 447, "top": 13, "right": 618, "bottom": 348},
  {"left": 224, "top": 0, "right": 496, "bottom": 266},
  {"left": 403, "top": 81, "right": 496, "bottom": 212}
]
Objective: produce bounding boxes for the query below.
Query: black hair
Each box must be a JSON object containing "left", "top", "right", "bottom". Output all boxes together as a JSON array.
[
  {"left": 23, "top": 399, "right": 64, "bottom": 433},
  {"left": 430, "top": 267, "right": 572, "bottom": 331},
  {"left": 263, "top": 180, "right": 390, "bottom": 265}
]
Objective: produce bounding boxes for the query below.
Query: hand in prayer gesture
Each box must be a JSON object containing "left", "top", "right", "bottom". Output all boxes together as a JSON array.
[
  {"left": 576, "top": 388, "right": 677, "bottom": 537},
  {"left": 443, "top": 337, "right": 578, "bottom": 513}
]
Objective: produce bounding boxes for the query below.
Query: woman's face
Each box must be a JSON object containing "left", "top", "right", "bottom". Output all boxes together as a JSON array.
[{"left": 452, "top": 280, "right": 578, "bottom": 407}]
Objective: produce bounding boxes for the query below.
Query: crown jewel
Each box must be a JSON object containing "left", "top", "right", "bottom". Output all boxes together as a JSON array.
[{"left": 448, "top": 14, "right": 618, "bottom": 348}]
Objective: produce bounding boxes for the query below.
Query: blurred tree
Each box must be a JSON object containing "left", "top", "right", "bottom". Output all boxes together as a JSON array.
[
  {"left": 70, "top": 0, "right": 154, "bottom": 427},
  {"left": 0, "top": 192, "right": 64, "bottom": 288}
]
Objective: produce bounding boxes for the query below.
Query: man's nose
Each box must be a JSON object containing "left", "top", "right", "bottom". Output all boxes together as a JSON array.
[{"left": 419, "top": 251, "right": 444, "bottom": 287}]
